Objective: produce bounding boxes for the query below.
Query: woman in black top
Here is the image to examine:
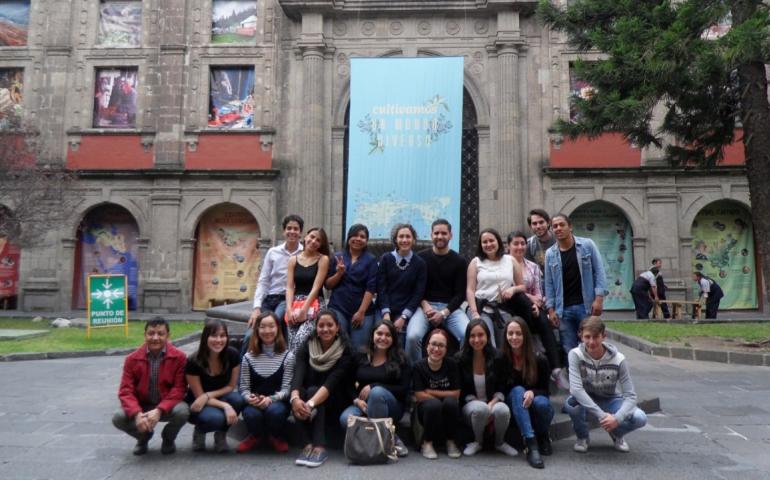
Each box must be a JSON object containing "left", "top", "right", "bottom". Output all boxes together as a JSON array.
[
  {"left": 286, "top": 227, "right": 330, "bottom": 352},
  {"left": 413, "top": 328, "right": 461, "bottom": 460},
  {"left": 339, "top": 319, "right": 411, "bottom": 457},
  {"left": 185, "top": 319, "right": 244, "bottom": 453},
  {"left": 501, "top": 317, "right": 554, "bottom": 469},
  {"left": 456, "top": 319, "right": 517, "bottom": 457},
  {"left": 290, "top": 310, "right": 353, "bottom": 468}
]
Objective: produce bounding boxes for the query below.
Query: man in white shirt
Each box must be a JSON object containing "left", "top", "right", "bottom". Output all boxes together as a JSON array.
[
  {"left": 241, "top": 214, "right": 304, "bottom": 356},
  {"left": 693, "top": 271, "right": 724, "bottom": 319},
  {"left": 629, "top": 267, "right": 659, "bottom": 319}
]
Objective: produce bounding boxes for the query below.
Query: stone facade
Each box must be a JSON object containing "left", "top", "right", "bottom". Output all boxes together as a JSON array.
[{"left": 1, "top": 1, "right": 759, "bottom": 312}]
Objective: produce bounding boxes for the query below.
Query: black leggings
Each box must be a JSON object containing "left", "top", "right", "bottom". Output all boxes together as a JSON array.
[
  {"left": 502, "top": 293, "right": 561, "bottom": 369},
  {"left": 417, "top": 396, "right": 459, "bottom": 443}
]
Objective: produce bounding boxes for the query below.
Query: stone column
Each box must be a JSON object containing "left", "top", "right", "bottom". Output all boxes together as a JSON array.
[{"left": 143, "top": 181, "right": 183, "bottom": 312}]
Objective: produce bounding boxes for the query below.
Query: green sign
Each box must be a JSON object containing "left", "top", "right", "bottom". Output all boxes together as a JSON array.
[{"left": 87, "top": 274, "right": 128, "bottom": 331}]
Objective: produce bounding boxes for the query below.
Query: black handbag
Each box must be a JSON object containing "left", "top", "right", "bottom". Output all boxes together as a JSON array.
[{"left": 343, "top": 415, "right": 398, "bottom": 465}]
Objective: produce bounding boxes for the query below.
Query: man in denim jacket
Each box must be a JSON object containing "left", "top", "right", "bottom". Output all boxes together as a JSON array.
[{"left": 544, "top": 213, "right": 607, "bottom": 354}]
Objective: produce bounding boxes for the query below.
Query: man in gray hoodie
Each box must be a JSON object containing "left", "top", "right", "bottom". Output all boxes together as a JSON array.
[{"left": 564, "top": 316, "right": 647, "bottom": 453}]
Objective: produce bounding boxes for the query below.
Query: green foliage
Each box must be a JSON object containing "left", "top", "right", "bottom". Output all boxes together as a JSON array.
[
  {"left": 0, "top": 319, "right": 202, "bottom": 354},
  {"left": 538, "top": 0, "right": 770, "bottom": 167},
  {"left": 606, "top": 321, "right": 770, "bottom": 344}
]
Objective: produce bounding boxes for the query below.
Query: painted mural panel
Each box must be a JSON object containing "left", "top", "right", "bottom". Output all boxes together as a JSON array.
[
  {"left": 211, "top": 1, "right": 258, "bottom": 44},
  {"left": 0, "top": 1, "right": 29, "bottom": 47},
  {"left": 93, "top": 68, "right": 138, "bottom": 128},
  {"left": 691, "top": 202, "right": 757, "bottom": 309},
  {"left": 0, "top": 68, "right": 23, "bottom": 130},
  {"left": 193, "top": 205, "right": 260, "bottom": 310},
  {"left": 569, "top": 63, "right": 596, "bottom": 123},
  {"left": 75, "top": 206, "right": 140, "bottom": 310},
  {"left": 97, "top": 1, "right": 142, "bottom": 47},
  {"left": 208, "top": 67, "right": 254, "bottom": 128},
  {"left": 571, "top": 202, "right": 634, "bottom": 310},
  {"left": 0, "top": 236, "right": 20, "bottom": 299}
]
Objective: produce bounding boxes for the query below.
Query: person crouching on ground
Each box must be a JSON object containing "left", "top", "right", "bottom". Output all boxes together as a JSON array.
[
  {"left": 112, "top": 317, "right": 189, "bottom": 455},
  {"left": 185, "top": 319, "right": 244, "bottom": 453},
  {"left": 564, "top": 316, "right": 647, "bottom": 453}
]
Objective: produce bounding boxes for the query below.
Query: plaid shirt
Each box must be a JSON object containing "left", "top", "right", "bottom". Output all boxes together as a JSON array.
[{"left": 146, "top": 347, "right": 166, "bottom": 406}]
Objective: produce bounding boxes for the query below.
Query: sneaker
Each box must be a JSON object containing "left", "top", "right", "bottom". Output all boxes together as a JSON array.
[
  {"left": 160, "top": 439, "right": 176, "bottom": 455},
  {"left": 295, "top": 445, "right": 313, "bottom": 466},
  {"left": 269, "top": 435, "right": 289, "bottom": 453},
  {"left": 495, "top": 442, "right": 518, "bottom": 457},
  {"left": 610, "top": 432, "right": 630, "bottom": 452},
  {"left": 463, "top": 441, "right": 482, "bottom": 456},
  {"left": 192, "top": 428, "right": 205, "bottom": 452},
  {"left": 214, "top": 431, "right": 229, "bottom": 453},
  {"left": 573, "top": 437, "right": 589, "bottom": 453},
  {"left": 421, "top": 442, "right": 438, "bottom": 460},
  {"left": 305, "top": 448, "right": 329, "bottom": 468},
  {"left": 132, "top": 439, "right": 149, "bottom": 456},
  {"left": 394, "top": 436, "right": 408, "bottom": 457},
  {"left": 236, "top": 435, "right": 260, "bottom": 453},
  {"left": 553, "top": 368, "right": 570, "bottom": 391},
  {"left": 446, "top": 440, "right": 461, "bottom": 459}
]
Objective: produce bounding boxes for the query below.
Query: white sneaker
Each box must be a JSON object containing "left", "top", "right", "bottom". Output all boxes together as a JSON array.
[
  {"left": 446, "top": 440, "right": 461, "bottom": 459},
  {"left": 463, "top": 441, "right": 482, "bottom": 456},
  {"left": 553, "top": 368, "right": 570, "bottom": 391},
  {"left": 573, "top": 437, "right": 589, "bottom": 453},
  {"left": 610, "top": 433, "right": 630, "bottom": 452},
  {"left": 495, "top": 442, "right": 518, "bottom": 457},
  {"left": 421, "top": 442, "right": 438, "bottom": 460}
]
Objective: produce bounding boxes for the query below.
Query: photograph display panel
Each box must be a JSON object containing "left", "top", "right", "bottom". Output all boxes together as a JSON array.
[
  {"left": 0, "top": 69, "right": 23, "bottom": 130},
  {"left": 211, "top": 1, "right": 258, "bottom": 44},
  {"left": 208, "top": 67, "right": 255, "bottom": 129},
  {"left": 0, "top": 1, "right": 29, "bottom": 47},
  {"left": 97, "top": 1, "right": 142, "bottom": 47},
  {"left": 93, "top": 68, "right": 138, "bottom": 128}
]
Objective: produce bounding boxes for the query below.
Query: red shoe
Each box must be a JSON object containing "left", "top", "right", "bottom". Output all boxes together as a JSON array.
[
  {"left": 236, "top": 435, "right": 260, "bottom": 453},
  {"left": 268, "top": 435, "right": 289, "bottom": 453}
]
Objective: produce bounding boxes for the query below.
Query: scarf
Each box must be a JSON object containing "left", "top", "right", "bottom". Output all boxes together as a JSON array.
[{"left": 308, "top": 336, "right": 345, "bottom": 372}]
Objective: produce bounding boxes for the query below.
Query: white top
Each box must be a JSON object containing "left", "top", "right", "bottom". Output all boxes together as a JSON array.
[
  {"left": 474, "top": 254, "right": 515, "bottom": 302},
  {"left": 640, "top": 271, "right": 656, "bottom": 287},
  {"left": 699, "top": 278, "right": 711, "bottom": 297},
  {"left": 473, "top": 373, "right": 487, "bottom": 401},
  {"left": 252, "top": 242, "right": 303, "bottom": 308}
]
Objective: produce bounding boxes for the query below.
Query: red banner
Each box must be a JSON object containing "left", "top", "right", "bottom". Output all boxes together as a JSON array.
[{"left": 0, "top": 237, "right": 20, "bottom": 297}]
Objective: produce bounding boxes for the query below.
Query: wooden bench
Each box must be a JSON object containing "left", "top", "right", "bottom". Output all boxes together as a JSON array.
[{"left": 652, "top": 300, "right": 701, "bottom": 321}]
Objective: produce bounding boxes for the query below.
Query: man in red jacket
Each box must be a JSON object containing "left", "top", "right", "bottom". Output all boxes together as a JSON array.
[{"left": 112, "top": 317, "right": 189, "bottom": 455}]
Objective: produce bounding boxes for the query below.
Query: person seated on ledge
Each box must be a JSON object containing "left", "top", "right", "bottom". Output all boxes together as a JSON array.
[
  {"left": 185, "top": 319, "right": 244, "bottom": 453},
  {"left": 112, "top": 317, "right": 189, "bottom": 455},
  {"left": 565, "top": 316, "right": 647, "bottom": 454},
  {"left": 237, "top": 312, "right": 295, "bottom": 454},
  {"left": 290, "top": 310, "right": 353, "bottom": 468}
]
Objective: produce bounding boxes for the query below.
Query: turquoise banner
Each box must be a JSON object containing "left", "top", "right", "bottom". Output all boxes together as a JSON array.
[{"left": 347, "top": 57, "right": 464, "bottom": 249}]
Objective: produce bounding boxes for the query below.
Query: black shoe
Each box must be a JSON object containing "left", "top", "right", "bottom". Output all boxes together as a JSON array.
[
  {"left": 133, "top": 440, "right": 149, "bottom": 456},
  {"left": 525, "top": 437, "right": 544, "bottom": 469},
  {"left": 161, "top": 439, "right": 176, "bottom": 455},
  {"left": 536, "top": 432, "right": 553, "bottom": 456}
]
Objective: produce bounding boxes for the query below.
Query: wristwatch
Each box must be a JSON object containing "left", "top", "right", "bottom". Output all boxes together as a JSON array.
[{"left": 307, "top": 400, "right": 316, "bottom": 409}]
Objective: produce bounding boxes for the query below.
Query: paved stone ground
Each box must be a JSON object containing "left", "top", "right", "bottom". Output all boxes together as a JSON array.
[{"left": 0, "top": 340, "right": 768, "bottom": 480}]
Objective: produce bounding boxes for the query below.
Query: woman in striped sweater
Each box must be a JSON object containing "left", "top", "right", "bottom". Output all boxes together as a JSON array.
[{"left": 237, "top": 311, "right": 295, "bottom": 453}]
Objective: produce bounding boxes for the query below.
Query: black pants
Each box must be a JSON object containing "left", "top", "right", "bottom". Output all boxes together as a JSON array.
[
  {"left": 501, "top": 293, "right": 561, "bottom": 369},
  {"left": 296, "top": 385, "right": 335, "bottom": 446},
  {"left": 631, "top": 288, "right": 653, "bottom": 319},
  {"left": 418, "top": 397, "right": 459, "bottom": 443},
  {"left": 705, "top": 298, "right": 720, "bottom": 319}
]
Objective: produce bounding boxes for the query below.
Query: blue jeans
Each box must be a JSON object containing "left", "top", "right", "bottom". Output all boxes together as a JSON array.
[
  {"left": 507, "top": 386, "right": 554, "bottom": 439},
  {"left": 241, "top": 301, "right": 287, "bottom": 358},
  {"left": 331, "top": 307, "right": 375, "bottom": 351},
  {"left": 339, "top": 386, "right": 402, "bottom": 430},
  {"left": 559, "top": 303, "right": 587, "bottom": 354},
  {"left": 187, "top": 391, "right": 245, "bottom": 433},
  {"left": 406, "top": 302, "right": 469, "bottom": 364},
  {"left": 242, "top": 401, "right": 290, "bottom": 440},
  {"left": 564, "top": 395, "right": 647, "bottom": 440}
]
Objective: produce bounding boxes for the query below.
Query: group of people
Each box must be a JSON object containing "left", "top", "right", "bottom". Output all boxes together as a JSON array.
[{"left": 113, "top": 210, "right": 648, "bottom": 468}]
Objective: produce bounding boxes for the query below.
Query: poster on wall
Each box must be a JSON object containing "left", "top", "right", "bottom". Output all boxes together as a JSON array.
[
  {"left": 569, "top": 63, "right": 596, "bottom": 123},
  {"left": 211, "top": 1, "right": 258, "bottom": 44},
  {"left": 571, "top": 203, "right": 634, "bottom": 310},
  {"left": 208, "top": 67, "right": 255, "bottom": 128},
  {"left": 97, "top": 1, "right": 142, "bottom": 47},
  {"left": 75, "top": 207, "right": 140, "bottom": 310},
  {"left": 0, "top": 1, "right": 29, "bottom": 47},
  {"left": 691, "top": 203, "right": 757, "bottom": 309},
  {"left": 347, "top": 57, "right": 464, "bottom": 250},
  {"left": 93, "top": 68, "right": 138, "bottom": 128},
  {"left": 193, "top": 205, "right": 260, "bottom": 310},
  {"left": 0, "top": 236, "right": 20, "bottom": 299},
  {"left": 0, "top": 68, "right": 23, "bottom": 130}
]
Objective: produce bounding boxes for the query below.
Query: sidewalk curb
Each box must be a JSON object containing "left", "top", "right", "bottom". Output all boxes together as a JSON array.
[
  {"left": 606, "top": 329, "right": 770, "bottom": 367},
  {"left": 0, "top": 331, "right": 202, "bottom": 362}
]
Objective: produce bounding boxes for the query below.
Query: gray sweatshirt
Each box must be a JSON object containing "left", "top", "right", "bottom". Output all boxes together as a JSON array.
[{"left": 568, "top": 342, "right": 638, "bottom": 423}]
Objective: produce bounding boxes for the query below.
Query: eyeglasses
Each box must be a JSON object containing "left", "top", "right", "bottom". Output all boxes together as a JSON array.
[{"left": 428, "top": 342, "right": 447, "bottom": 349}]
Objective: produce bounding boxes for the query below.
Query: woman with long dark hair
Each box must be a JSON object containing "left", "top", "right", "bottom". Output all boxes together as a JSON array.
[
  {"left": 237, "top": 312, "right": 294, "bottom": 454},
  {"left": 325, "top": 223, "right": 378, "bottom": 349},
  {"left": 339, "top": 319, "right": 411, "bottom": 456},
  {"left": 456, "top": 319, "right": 517, "bottom": 457},
  {"left": 185, "top": 319, "right": 244, "bottom": 453},
  {"left": 500, "top": 317, "right": 554, "bottom": 469}
]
